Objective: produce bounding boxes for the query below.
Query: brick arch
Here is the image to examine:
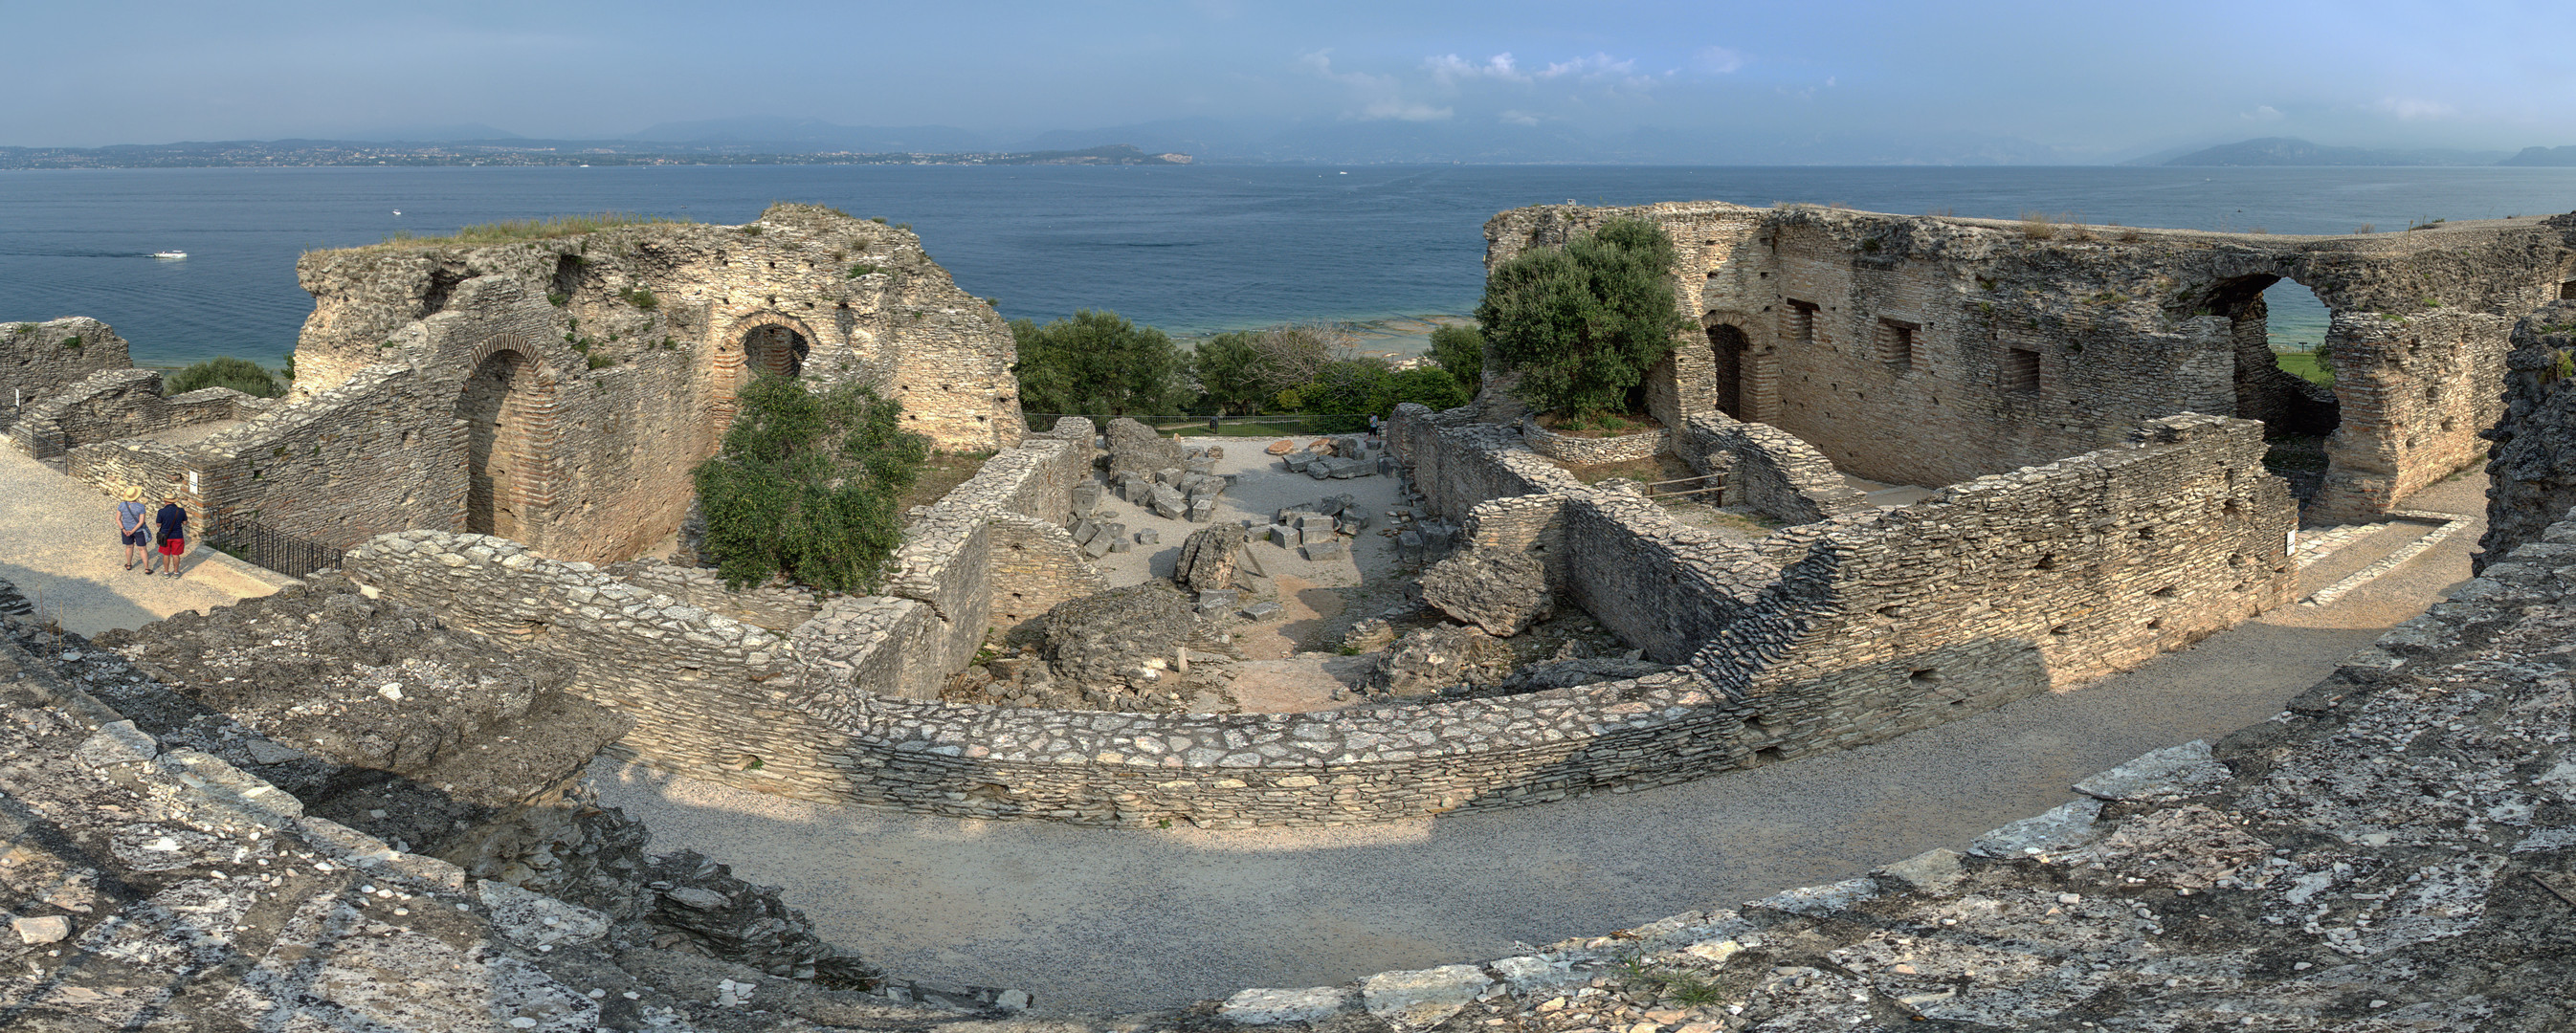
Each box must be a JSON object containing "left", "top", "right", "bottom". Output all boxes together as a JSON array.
[
  {"left": 455, "top": 335, "right": 561, "bottom": 541},
  {"left": 1700, "top": 310, "right": 1771, "bottom": 422},
  {"left": 711, "top": 311, "right": 825, "bottom": 425}
]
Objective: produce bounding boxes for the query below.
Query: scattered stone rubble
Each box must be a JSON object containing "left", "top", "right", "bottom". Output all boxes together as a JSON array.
[
  {"left": 0, "top": 600, "right": 1061, "bottom": 1032},
  {"left": 1417, "top": 549, "right": 1554, "bottom": 636},
  {"left": 1194, "top": 509, "right": 2576, "bottom": 1030}
]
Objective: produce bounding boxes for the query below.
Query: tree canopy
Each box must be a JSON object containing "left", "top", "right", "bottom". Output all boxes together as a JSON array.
[
  {"left": 1475, "top": 218, "right": 1692, "bottom": 418},
  {"left": 692, "top": 376, "right": 928, "bottom": 593},
  {"left": 1427, "top": 323, "right": 1485, "bottom": 386},
  {"left": 1010, "top": 310, "right": 1184, "bottom": 417}
]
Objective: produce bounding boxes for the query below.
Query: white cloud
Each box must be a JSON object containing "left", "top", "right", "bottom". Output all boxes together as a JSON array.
[
  {"left": 1693, "top": 46, "right": 1745, "bottom": 75},
  {"left": 2372, "top": 97, "right": 2454, "bottom": 121},
  {"left": 1499, "top": 110, "right": 1541, "bottom": 126},
  {"left": 1538, "top": 53, "right": 1638, "bottom": 80},
  {"left": 1301, "top": 51, "right": 1453, "bottom": 121},
  {"left": 2242, "top": 104, "right": 2283, "bottom": 121},
  {"left": 1428, "top": 52, "right": 1529, "bottom": 83}
]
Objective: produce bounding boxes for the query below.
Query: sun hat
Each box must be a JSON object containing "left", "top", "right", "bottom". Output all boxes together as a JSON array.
[{"left": 120, "top": 485, "right": 142, "bottom": 502}]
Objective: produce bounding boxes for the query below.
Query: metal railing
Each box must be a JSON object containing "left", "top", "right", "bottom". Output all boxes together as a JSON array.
[{"left": 208, "top": 516, "right": 343, "bottom": 580}]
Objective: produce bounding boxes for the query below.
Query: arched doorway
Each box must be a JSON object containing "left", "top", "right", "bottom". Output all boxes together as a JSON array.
[
  {"left": 744, "top": 324, "right": 810, "bottom": 379},
  {"left": 1708, "top": 322, "right": 1752, "bottom": 420},
  {"left": 2202, "top": 275, "right": 2342, "bottom": 500},
  {"left": 458, "top": 348, "right": 538, "bottom": 538}
]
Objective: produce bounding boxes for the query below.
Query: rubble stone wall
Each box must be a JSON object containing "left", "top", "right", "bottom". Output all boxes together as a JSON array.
[
  {"left": 1516, "top": 419, "right": 1668, "bottom": 465},
  {"left": 0, "top": 316, "right": 129, "bottom": 421},
  {"left": 1487, "top": 202, "right": 2576, "bottom": 518},
  {"left": 1678, "top": 411, "right": 1873, "bottom": 524},
  {"left": 2477, "top": 300, "right": 2576, "bottom": 568}
]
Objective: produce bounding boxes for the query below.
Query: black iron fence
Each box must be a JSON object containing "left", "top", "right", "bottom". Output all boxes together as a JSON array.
[
  {"left": 208, "top": 517, "right": 343, "bottom": 580},
  {"left": 1026, "top": 412, "right": 1377, "bottom": 435}
]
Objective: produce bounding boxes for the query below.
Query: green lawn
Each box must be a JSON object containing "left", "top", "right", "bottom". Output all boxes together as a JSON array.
[{"left": 2274, "top": 350, "right": 2333, "bottom": 386}]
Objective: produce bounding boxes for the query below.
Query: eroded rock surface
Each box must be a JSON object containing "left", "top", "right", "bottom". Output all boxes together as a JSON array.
[
  {"left": 1375, "top": 625, "right": 1515, "bottom": 697},
  {"left": 1418, "top": 549, "right": 1553, "bottom": 636},
  {"left": 1044, "top": 582, "right": 1194, "bottom": 688}
]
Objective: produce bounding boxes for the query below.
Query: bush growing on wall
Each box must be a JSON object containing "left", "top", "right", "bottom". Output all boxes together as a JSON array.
[
  {"left": 693, "top": 376, "right": 929, "bottom": 593},
  {"left": 1476, "top": 218, "right": 1691, "bottom": 418},
  {"left": 163, "top": 356, "right": 283, "bottom": 398}
]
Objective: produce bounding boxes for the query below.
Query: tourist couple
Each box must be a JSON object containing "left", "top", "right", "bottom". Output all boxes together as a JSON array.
[{"left": 114, "top": 486, "right": 189, "bottom": 578}]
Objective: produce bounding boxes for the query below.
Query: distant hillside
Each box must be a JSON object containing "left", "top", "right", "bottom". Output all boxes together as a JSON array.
[
  {"left": 2501, "top": 145, "right": 2576, "bottom": 166},
  {"left": 2164, "top": 137, "right": 2508, "bottom": 166},
  {"left": 0, "top": 140, "right": 1188, "bottom": 169}
]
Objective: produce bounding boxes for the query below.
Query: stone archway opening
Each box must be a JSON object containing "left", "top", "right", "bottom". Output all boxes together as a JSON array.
[
  {"left": 2204, "top": 275, "right": 2342, "bottom": 501},
  {"left": 744, "top": 324, "right": 810, "bottom": 379},
  {"left": 1707, "top": 322, "right": 1752, "bottom": 420},
  {"left": 458, "top": 349, "right": 537, "bottom": 538}
]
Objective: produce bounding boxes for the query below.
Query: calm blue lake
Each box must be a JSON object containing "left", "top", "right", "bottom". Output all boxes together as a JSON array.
[{"left": 4, "top": 165, "right": 2571, "bottom": 368}]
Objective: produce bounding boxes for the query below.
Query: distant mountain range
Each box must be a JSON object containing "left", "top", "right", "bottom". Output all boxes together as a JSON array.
[
  {"left": 11, "top": 121, "right": 2576, "bottom": 168},
  {"left": 2151, "top": 137, "right": 2515, "bottom": 166},
  {"left": 0, "top": 140, "right": 1191, "bottom": 170}
]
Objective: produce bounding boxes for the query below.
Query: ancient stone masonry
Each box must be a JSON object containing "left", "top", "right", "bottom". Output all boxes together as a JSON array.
[
  {"left": 9, "top": 367, "right": 275, "bottom": 462},
  {"left": 57, "top": 205, "right": 1022, "bottom": 565},
  {"left": 1203, "top": 531, "right": 2576, "bottom": 1029},
  {"left": 0, "top": 316, "right": 128, "bottom": 420},
  {"left": 2477, "top": 299, "right": 2576, "bottom": 569},
  {"left": 1486, "top": 203, "right": 2576, "bottom": 520}
]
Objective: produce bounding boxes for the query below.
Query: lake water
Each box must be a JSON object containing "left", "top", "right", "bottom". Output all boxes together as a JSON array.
[{"left": 4, "top": 165, "right": 2572, "bottom": 369}]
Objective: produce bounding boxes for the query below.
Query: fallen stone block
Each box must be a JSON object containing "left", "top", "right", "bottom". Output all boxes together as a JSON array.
[
  {"left": 1242, "top": 601, "right": 1283, "bottom": 619},
  {"left": 1307, "top": 462, "right": 1334, "bottom": 480},
  {"left": 1968, "top": 799, "right": 2107, "bottom": 858},
  {"left": 1187, "top": 498, "right": 1215, "bottom": 522},
  {"left": 1223, "top": 987, "right": 1354, "bottom": 1025},
  {"left": 1265, "top": 439, "right": 1297, "bottom": 455},
  {"left": 1876, "top": 847, "right": 1965, "bottom": 893},
  {"left": 1419, "top": 549, "right": 1553, "bottom": 636},
  {"left": 2073, "top": 740, "right": 2229, "bottom": 802},
  {"left": 1363, "top": 965, "right": 1491, "bottom": 1027},
  {"left": 1150, "top": 485, "right": 1188, "bottom": 519},
  {"left": 1267, "top": 525, "right": 1297, "bottom": 547},
  {"left": 1083, "top": 536, "right": 1116, "bottom": 559},
  {"left": 1070, "top": 482, "right": 1104, "bottom": 512},
  {"left": 1108, "top": 538, "right": 1133, "bottom": 553},
  {"left": 1300, "top": 525, "right": 1338, "bottom": 546},
  {"left": 1283, "top": 453, "right": 1315, "bottom": 473},
  {"left": 1395, "top": 530, "right": 1426, "bottom": 560},
  {"left": 1301, "top": 538, "right": 1346, "bottom": 561},
  {"left": 1316, "top": 496, "right": 1347, "bottom": 516},
  {"left": 1134, "top": 528, "right": 1160, "bottom": 545},
  {"left": 12, "top": 915, "right": 70, "bottom": 945},
  {"left": 1069, "top": 519, "right": 1100, "bottom": 546},
  {"left": 1379, "top": 456, "right": 1398, "bottom": 475}
]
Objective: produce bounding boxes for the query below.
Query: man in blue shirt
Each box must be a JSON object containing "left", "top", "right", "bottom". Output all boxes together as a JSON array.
[{"left": 116, "top": 485, "right": 151, "bottom": 571}]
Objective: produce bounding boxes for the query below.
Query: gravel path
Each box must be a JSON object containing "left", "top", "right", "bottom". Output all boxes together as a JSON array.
[
  {"left": 0, "top": 449, "right": 252, "bottom": 635},
  {"left": 592, "top": 473, "right": 2489, "bottom": 1014}
]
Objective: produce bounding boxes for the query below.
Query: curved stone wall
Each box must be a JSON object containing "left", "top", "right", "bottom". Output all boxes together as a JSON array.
[{"left": 1516, "top": 418, "right": 1668, "bottom": 465}]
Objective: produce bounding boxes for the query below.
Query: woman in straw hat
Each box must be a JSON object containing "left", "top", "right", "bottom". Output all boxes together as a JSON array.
[{"left": 115, "top": 485, "right": 151, "bottom": 571}]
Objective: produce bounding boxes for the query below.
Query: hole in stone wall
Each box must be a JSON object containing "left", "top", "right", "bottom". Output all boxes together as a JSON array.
[
  {"left": 2033, "top": 553, "right": 2058, "bottom": 571},
  {"left": 2050, "top": 624, "right": 2072, "bottom": 635},
  {"left": 1876, "top": 319, "right": 1918, "bottom": 371},
  {"left": 2001, "top": 347, "right": 2040, "bottom": 393},
  {"left": 2562, "top": 280, "right": 2576, "bottom": 300},
  {"left": 1786, "top": 298, "right": 1820, "bottom": 347},
  {"left": 551, "top": 254, "right": 584, "bottom": 298},
  {"left": 1751, "top": 745, "right": 1786, "bottom": 765},
  {"left": 2147, "top": 618, "right": 2165, "bottom": 629},
  {"left": 1707, "top": 323, "right": 1751, "bottom": 419},
  {"left": 421, "top": 268, "right": 468, "bottom": 319},
  {"left": 2224, "top": 499, "right": 2245, "bottom": 517},
  {"left": 1909, "top": 669, "right": 1943, "bottom": 687},
  {"left": 2150, "top": 584, "right": 2177, "bottom": 598}
]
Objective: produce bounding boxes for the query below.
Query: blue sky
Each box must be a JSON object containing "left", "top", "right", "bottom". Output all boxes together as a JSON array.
[{"left": 8, "top": 0, "right": 2572, "bottom": 160}]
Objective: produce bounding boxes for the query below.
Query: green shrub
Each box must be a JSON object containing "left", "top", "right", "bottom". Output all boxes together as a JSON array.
[
  {"left": 620, "top": 286, "right": 659, "bottom": 310},
  {"left": 1427, "top": 323, "right": 1485, "bottom": 386},
  {"left": 1476, "top": 218, "right": 1691, "bottom": 418},
  {"left": 847, "top": 263, "right": 883, "bottom": 278},
  {"left": 164, "top": 357, "right": 281, "bottom": 398},
  {"left": 693, "top": 377, "right": 929, "bottom": 592},
  {"left": 1010, "top": 310, "right": 1185, "bottom": 417}
]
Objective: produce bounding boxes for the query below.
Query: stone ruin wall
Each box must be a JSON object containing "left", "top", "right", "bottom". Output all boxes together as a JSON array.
[
  {"left": 2477, "top": 299, "right": 2576, "bottom": 568},
  {"left": 52, "top": 205, "right": 1021, "bottom": 564},
  {"left": 0, "top": 316, "right": 129, "bottom": 418},
  {"left": 1485, "top": 203, "right": 2576, "bottom": 520},
  {"left": 1398, "top": 405, "right": 2294, "bottom": 762},
  {"left": 292, "top": 203, "right": 1023, "bottom": 454},
  {"left": 332, "top": 388, "right": 2289, "bottom": 827}
]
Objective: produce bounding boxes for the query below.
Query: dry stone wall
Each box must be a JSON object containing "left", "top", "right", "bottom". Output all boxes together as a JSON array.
[
  {"left": 4, "top": 367, "right": 269, "bottom": 461},
  {"left": 1486, "top": 202, "right": 2576, "bottom": 519},
  {"left": 2478, "top": 300, "right": 2576, "bottom": 569},
  {"left": 1677, "top": 410, "right": 1871, "bottom": 524},
  {"left": 0, "top": 316, "right": 128, "bottom": 419}
]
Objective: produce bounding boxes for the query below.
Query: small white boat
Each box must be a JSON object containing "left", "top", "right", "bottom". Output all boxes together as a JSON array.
[{"left": 151, "top": 251, "right": 187, "bottom": 259}]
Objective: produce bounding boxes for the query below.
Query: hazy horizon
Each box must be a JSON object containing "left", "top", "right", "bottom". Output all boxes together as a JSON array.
[{"left": 8, "top": 2, "right": 2573, "bottom": 165}]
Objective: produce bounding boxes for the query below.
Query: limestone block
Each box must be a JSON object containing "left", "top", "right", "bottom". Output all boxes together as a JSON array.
[
  {"left": 12, "top": 915, "right": 70, "bottom": 945},
  {"left": 1172, "top": 527, "right": 1248, "bottom": 592},
  {"left": 1968, "top": 799, "right": 2107, "bottom": 858},
  {"left": 1339, "top": 508, "right": 1373, "bottom": 532},
  {"left": 478, "top": 880, "right": 611, "bottom": 949},
  {"left": 1301, "top": 539, "right": 1346, "bottom": 561},
  {"left": 76, "top": 719, "right": 159, "bottom": 768},
  {"left": 1375, "top": 625, "right": 1511, "bottom": 696},
  {"left": 1877, "top": 847, "right": 1965, "bottom": 893},
  {"left": 1305, "top": 438, "right": 1336, "bottom": 454},
  {"left": 1419, "top": 550, "right": 1553, "bottom": 636},
  {"left": 2073, "top": 740, "right": 2229, "bottom": 802},
  {"left": 1363, "top": 965, "right": 1491, "bottom": 1027},
  {"left": 1083, "top": 536, "right": 1115, "bottom": 559},
  {"left": 1070, "top": 482, "right": 1103, "bottom": 512},
  {"left": 1299, "top": 526, "right": 1338, "bottom": 547},
  {"left": 1069, "top": 519, "right": 1100, "bottom": 546},
  {"left": 1108, "top": 538, "right": 1133, "bottom": 553},
  {"left": 1396, "top": 530, "right": 1426, "bottom": 561},
  {"left": 1283, "top": 452, "right": 1315, "bottom": 473},
  {"left": 1188, "top": 498, "right": 1215, "bottom": 522},
  {"left": 1155, "top": 467, "right": 1183, "bottom": 487},
  {"left": 1267, "top": 525, "right": 1296, "bottom": 547},
  {"left": 1150, "top": 485, "right": 1187, "bottom": 518},
  {"left": 1134, "top": 528, "right": 1160, "bottom": 545},
  {"left": 1316, "top": 496, "right": 1347, "bottom": 516},
  {"left": 1223, "top": 987, "right": 1354, "bottom": 1025},
  {"left": 1243, "top": 601, "right": 1282, "bottom": 619},
  {"left": 1264, "top": 439, "right": 1296, "bottom": 455}
]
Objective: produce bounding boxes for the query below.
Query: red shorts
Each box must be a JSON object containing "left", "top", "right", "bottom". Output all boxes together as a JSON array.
[{"left": 160, "top": 538, "right": 185, "bottom": 556}]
